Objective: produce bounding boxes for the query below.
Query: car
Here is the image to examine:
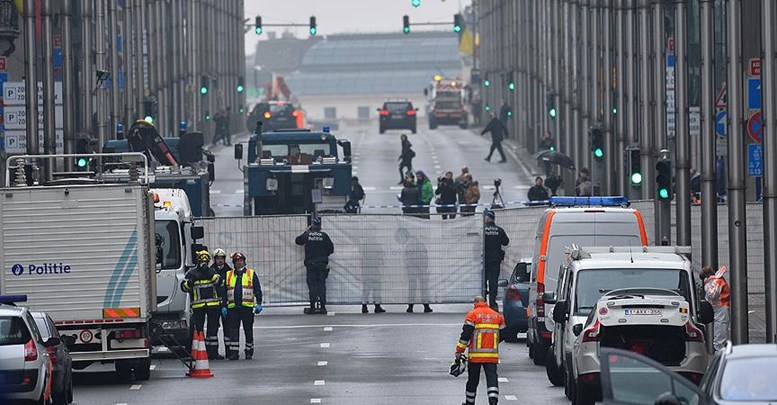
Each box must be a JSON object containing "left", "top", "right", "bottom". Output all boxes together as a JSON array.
[
  {"left": 599, "top": 343, "right": 777, "bottom": 405},
  {"left": 246, "top": 101, "right": 300, "bottom": 132},
  {"left": 377, "top": 100, "right": 417, "bottom": 134},
  {"left": 31, "top": 312, "right": 73, "bottom": 404},
  {"left": 0, "top": 296, "right": 55, "bottom": 405},
  {"left": 498, "top": 258, "right": 531, "bottom": 342},
  {"left": 570, "top": 288, "right": 711, "bottom": 405},
  {"left": 527, "top": 196, "right": 649, "bottom": 366}
]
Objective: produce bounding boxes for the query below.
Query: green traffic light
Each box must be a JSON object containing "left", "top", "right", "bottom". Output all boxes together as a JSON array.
[
  {"left": 612, "top": 106, "right": 618, "bottom": 115},
  {"left": 255, "top": 26, "right": 262, "bottom": 35},
  {"left": 200, "top": 86, "right": 208, "bottom": 95},
  {"left": 310, "top": 27, "right": 317, "bottom": 36},
  {"left": 454, "top": 25, "right": 462, "bottom": 33},
  {"left": 412, "top": 0, "right": 421, "bottom": 7},
  {"left": 508, "top": 82, "right": 515, "bottom": 91},
  {"left": 485, "top": 104, "right": 491, "bottom": 112},
  {"left": 631, "top": 172, "right": 643, "bottom": 185},
  {"left": 77, "top": 157, "right": 88, "bottom": 168},
  {"left": 205, "top": 114, "right": 211, "bottom": 121},
  {"left": 549, "top": 108, "right": 557, "bottom": 119},
  {"left": 144, "top": 115, "right": 154, "bottom": 124},
  {"left": 237, "top": 84, "right": 244, "bottom": 93},
  {"left": 658, "top": 188, "right": 670, "bottom": 199},
  {"left": 484, "top": 79, "right": 490, "bottom": 88},
  {"left": 403, "top": 26, "right": 410, "bottom": 34},
  {"left": 507, "top": 110, "right": 512, "bottom": 117},
  {"left": 594, "top": 148, "right": 604, "bottom": 158},
  {"left": 549, "top": 146, "right": 555, "bottom": 151}
]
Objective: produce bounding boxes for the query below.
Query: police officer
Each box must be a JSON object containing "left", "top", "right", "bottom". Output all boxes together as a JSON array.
[
  {"left": 210, "top": 248, "right": 232, "bottom": 357},
  {"left": 295, "top": 217, "right": 335, "bottom": 314},
  {"left": 454, "top": 296, "right": 506, "bottom": 405},
  {"left": 483, "top": 209, "right": 509, "bottom": 311},
  {"left": 223, "top": 252, "right": 263, "bottom": 360},
  {"left": 181, "top": 250, "right": 224, "bottom": 360}
]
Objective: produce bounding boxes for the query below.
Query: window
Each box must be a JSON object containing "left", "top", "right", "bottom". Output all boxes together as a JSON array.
[
  {"left": 0, "top": 316, "right": 32, "bottom": 345},
  {"left": 603, "top": 349, "right": 701, "bottom": 405},
  {"left": 154, "top": 220, "right": 182, "bottom": 270},
  {"left": 574, "top": 269, "right": 691, "bottom": 316},
  {"left": 33, "top": 316, "right": 53, "bottom": 340},
  {"left": 719, "top": 357, "right": 777, "bottom": 401},
  {"left": 384, "top": 102, "right": 412, "bottom": 113}
]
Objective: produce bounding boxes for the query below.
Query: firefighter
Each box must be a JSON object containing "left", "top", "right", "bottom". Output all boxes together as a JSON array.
[
  {"left": 295, "top": 217, "right": 335, "bottom": 314},
  {"left": 180, "top": 250, "right": 224, "bottom": 360},
  {"left": 210, "top": 248, "right": 232, "bottom": 356},
  {"left": 223, "top": 252, "right": 263, "bottom": 360},
  {"left": 454, "top": 296, "right": 506, "bottom": 405},
  {"left": 483, "top": 209, "right": 509, "bottom": 311}
]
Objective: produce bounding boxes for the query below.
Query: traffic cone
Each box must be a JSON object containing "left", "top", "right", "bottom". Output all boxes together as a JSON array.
[{"left": 187, "top": 331, "right": 214, "bottom": 378}]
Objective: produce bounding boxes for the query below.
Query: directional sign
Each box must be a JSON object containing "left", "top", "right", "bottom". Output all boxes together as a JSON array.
[
  {"left": 748, "top": 78, "right": 762, "bottom": 110},
  {"left": 749, "top": 144, "right": 763, "bottom": 177},
  {"left": 748, "top": 111, "right": 764, "bottom": 143},
  {"left": 715, "top": 110, "right": 727, "bottom": 138}
]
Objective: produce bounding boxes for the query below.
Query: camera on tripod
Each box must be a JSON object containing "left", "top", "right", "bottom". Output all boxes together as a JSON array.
[{"left": 494, "top": 178, "right": 502, "bottom": 188}]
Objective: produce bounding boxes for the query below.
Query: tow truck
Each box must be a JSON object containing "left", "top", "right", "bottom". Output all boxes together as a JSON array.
[
  {"left": 234, "top": 123, "right": 352, "bottom": 215},
  {"left": 424, "top": 76, "right": 468, "bottom": 130}
]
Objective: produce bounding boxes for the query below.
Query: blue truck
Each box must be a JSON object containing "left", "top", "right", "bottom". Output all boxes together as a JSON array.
[{"left": 235, "top": 127, "right": 352, "bottom": 215}]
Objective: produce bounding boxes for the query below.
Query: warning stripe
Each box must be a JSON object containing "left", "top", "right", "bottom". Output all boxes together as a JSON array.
[{"left": 103, "top": 307, "right": 141, "bottom": 319}]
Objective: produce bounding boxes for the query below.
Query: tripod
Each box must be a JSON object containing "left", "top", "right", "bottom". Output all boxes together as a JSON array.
[{"left": 491, "top": 183, "right": 505, "bottom": 209}]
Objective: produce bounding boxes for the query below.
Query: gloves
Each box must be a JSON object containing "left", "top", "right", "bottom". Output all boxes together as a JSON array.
[
  {"left": 254, "top": 304, "right": 263, "bottom": 314},
  {"left": 221, "top": 307, "right": 228, "bottom": 318},
  {"left": 455, "top": 352, "right": 462, "bottom": 361}
]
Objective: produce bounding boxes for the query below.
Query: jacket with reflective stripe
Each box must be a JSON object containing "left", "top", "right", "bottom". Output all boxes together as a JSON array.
[
  {"left": 225, "top": 268, "right": 262, "bottom": 308},
  {"left": 181, "top": 266, "right": 222, "bottom": 309},
  {"left": 455, "top": 302, "right": 506, "bottom": 363}
]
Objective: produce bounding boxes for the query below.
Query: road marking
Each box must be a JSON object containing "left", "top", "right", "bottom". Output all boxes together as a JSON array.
[
  {"left": 389, "top": 186, "right": 403, "bottom": 190},
  {"left": 362, "top": 186, "right": 377, "bottom": 191},
  {"left": 505, "top": 395, "right": 518, "bottom": 400},
  {"left": 327, "top": 311, "right": 335, "bottom": 316},
  {"left": 318, "top": 361, "right": 328, "bottom": 366},
  {"left": 314, "top": 380, "right": 326, "bottom": 386},
  {"left": 498, "top": 377, "right": 509, "bottom": 383},
  {"left": 116, "top": 403, "right": 128, "bottom": 405},
  {"left": 434, "top": 165, "right": 441, "bottom": 169},
  {"left": 320, "top": 343, "right": 330, "bottom": 348},
  {"left": 256, "top": 322, "right": 460, "bottom": 330},
  {"left": 235, "top": 188, "right": 244, "bottom": 194},
  {"left": 130, "top": 384, "right": 142, "bottom": 390},
  {"left": 323, "top": 326, "right": 333, "bottom": 331},
  {"left": 150, "top": 365, "right": 156, "bottom": 370},
  {"left": 210, "top": 189, "right": 222, "bottom": 194},
  {"left": 311, "top": 399, "right": 322, "bottom": 403}
]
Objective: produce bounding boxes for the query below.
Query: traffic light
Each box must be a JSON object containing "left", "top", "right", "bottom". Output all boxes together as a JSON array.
[
  {"left": 589, "top": 127, "right": 604, "bottom": 159},
  {"left": 237, "top": 77, "right": 244, "bottom": 94},
  {"left": 453, "top": 14, "right": 463, "bottom": 33},
  {"left": 411, "top": 0, "right": 421, "bottom": 7},
  {"left": 612, "top": 105, "right": 618, "bottom": 115},
  {"left": 205, "top": 111, "right": 211, "bottom": 121},
  {"left": 143, "top": 97, "right": 158, "bottom": 124},
  {"left": 507, "top": 72, "right": 515, "bottom": 91},
  {"left": 547, "top": 93, "right": 557, "bottom": 119},
  {"left": 309, "top": 16, "right": 317, "bottom": 36},
  {"left": 200, "top": 75, "right": 208, "bottom": 95},
  {"left": 485, "top": 104, "right": 491, "bottom": 112},
  {"left": 403, "top": 15, "right": 410, "bottom": 34},
  {"left": 629, "top": 148, "right": 642, "bottom": 186},
  {"left": 484, "top": 74, "right": 490, "bottom": 88},
  {"left": 255, "top": 16, "right": 262, "bottom": 35},
  {"left": 656, "top": 159, "right": 673, "bottom": 199},
  {"left": 75, "top": 136, "right": 93, "bottom": 172}
]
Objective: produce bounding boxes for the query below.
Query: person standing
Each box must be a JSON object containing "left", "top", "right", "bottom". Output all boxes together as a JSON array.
[
  {"left": 454, "top": 296, "right": 506, "bottom": 405},
  {"left": 483, "top": 210, "right": 509, "bottom": 311},
  {"left": 527, "top": 176, "right": 551, "bottom": 202},
  {"left": 455, "top": 166, "right": 471, "bottom": 211},
  {"left": 398, "top": 134, "right": 415, "bottom": 185},
  {"left": 295, "top": 217, "right": 335, "bottom": 314},
  {"left": 575, "top": 167, "right": 592, "bottom": 196},
  {"left": 210, "top": 248, "right": 232, "bottom": 357},
  {"left": 481, "top": 113, "right": 508, "bottom": 163},
  {"left": 400, "top": 175, "right": 421, "bottom": 216},
  {"left": 498, "top": 100, "right": 512, "bottom": 128},
  {"left": 462, "top": 175, "right": 480, "bottom": 216},
  {"left": 181, "top": 250, "right": 224, "bottom": 360},
  {"left": 701, "top": 265, "right": 730, "bottom": 352},
  {"left": 416, "top": 171, "right": 434, "bottom": 219},
  {"left": 223, "top": 252, "right": 263, "bottom": 360},
  {"left": 345, "top": 176, "right": 365, "bottom": 213},
  {"left": 435, "top": 171, "right": 458, "bottom": 219}
]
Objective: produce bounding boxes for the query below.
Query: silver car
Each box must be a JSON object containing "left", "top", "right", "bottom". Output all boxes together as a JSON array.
[{"left": 0, "top": 298, "right": 55, "bottom": 404}]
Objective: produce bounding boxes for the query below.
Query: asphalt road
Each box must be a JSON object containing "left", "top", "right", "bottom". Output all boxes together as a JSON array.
[
  {"left": 73, "top": 305, "right": 570, "bottom": 405},
  {"left": 208, "top": 120, "right": 537, "bottom": 217}
]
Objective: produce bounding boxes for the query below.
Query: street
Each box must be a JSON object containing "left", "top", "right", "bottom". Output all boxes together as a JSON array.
[{"left": 74, "top": 306, "right": 569, "bottom": 405}]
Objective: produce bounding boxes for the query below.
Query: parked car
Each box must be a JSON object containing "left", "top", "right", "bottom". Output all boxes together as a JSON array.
[
  {"left": 0, "top": 296, "right": 55, "bottom": 405},
  {"left": 498, "top": 258, "right": 531, "bottom": 342},
  {"left": 378, "top": 100, "right": 417, "bottom": 134},
  {"left": 599, "top": 343, "right": 777, "bottom": 405},
  {"left": 32, "top": 312, "right": 73, "bottom": 404}
]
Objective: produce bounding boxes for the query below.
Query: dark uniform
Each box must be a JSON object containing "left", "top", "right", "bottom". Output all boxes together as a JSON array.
[
  {"left": 481, "top": 116, "right": 508, "bottom": 163},
  {"left": 223, "top": 255, "right": 263, "bottom": 360},
  {"left": 483, "top": 211, "right": 510, "bottom": 310},
  {"left": 295, "top": 218, "right": 335, "bottom": 314},
  {"left": 181, "top": 252, "right": 224, "bottom": 359}
]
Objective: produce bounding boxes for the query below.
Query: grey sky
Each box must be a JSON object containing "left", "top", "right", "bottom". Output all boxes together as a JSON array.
[{"left": 243, "top": 0, "right": 470, "bottom": 54}]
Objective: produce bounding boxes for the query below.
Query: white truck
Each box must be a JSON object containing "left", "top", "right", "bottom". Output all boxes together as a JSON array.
[{"left": 0, "top": 180, "right": 157, "bottom": 380}]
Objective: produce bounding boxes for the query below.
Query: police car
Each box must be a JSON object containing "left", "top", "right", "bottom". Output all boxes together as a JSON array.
[{"left": 570, "top": 288, "right": 709, "bottom": 405}]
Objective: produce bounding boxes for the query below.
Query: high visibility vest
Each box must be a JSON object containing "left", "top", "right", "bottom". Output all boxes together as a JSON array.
[
  {"left": 705, "top": 275, "right": 731, "bottom": 307},
  {"left": 187, "top": 274, "right": 221, "bottom": 309},
  {"left": 226, "top": 268, "right": 256, "bottom": 309},
  {"left": 456, "top": 302, "right": 506, "bottom": 364}
]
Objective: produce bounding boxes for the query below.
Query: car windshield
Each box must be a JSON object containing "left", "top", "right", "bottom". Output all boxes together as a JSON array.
[
  {"left": 574, "top": 269, "right": 691, "bottom": 315},
  {"left": 154, "top": 220, "right": 182, "bottom": 270},
  {"left": 263, "top": 143, "right": 333, "bottom": 158},
  {"left": 270, "top": 104, "right": 294, "bottom": 114},
  {"left": 719, "top": 357, "right": 777, "bottom": 401},
  {"left": 435, "top": 92, "right": 461, "bottom": 109},
  {"left": 0, "top": 316, "right": 32, "bottom": 345},
  {"left": 385, "top": 102, "right": 411, "bottom": 113}
]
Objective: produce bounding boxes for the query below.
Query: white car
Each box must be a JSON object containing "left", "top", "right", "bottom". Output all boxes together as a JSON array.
[
  {"left": 570, "top": 288, "right": 709, "bottom": 405},
  {"left": 0, "top": 296, "right": 55, "bottom": 404}
]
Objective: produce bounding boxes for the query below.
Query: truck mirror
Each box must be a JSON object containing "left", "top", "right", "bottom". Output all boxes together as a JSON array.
[
  {"left": 542, "top": 292, "right": 557, "bottom": 304},
  {"left": 190, "top": 226, "right": 204, "bottom": 240},
  {"left": 337, "top": 140, "right": 352, "bottom": 162},
  {"left": 573, "top": 324, "right": 584, "bottom": 336},
  {"left": 234, "top": 144, "right": 243, "bottom": 160},
  {"left": 497, "top": 279, "right": 508, "bottom": 288},
  {"left": 552, "top": 300, "right": 567, "bottom": 324}
]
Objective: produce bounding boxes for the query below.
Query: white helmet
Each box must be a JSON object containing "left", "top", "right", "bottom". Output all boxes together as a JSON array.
[{"left": 212, "top": 248, "right": 227, "bottom": 258}]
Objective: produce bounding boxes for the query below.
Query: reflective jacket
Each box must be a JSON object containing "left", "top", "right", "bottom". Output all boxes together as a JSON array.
[
  {"left": 705, "top": 275, "right": 730, "bottom": 307},
  {"left": 181, "top": 264, "right": 222, "bottom": 309},
  {"left": 225, "top": 268, "right": 263, "bottom": 309},
  {"left": 455, "top": 302, "right": 506, "bottom": 364}
]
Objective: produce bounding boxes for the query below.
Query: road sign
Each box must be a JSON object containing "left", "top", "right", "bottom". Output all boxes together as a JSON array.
[
  {"left": 748, "top": 111, "right": 764, "bottom": 143},
  {"left": 748, "top": 78, "right": 762, "bottom": 110},
  {"left": 689, "top": 107, "right": 701, "bottom": 137},
  {"left": 749, "top": 144, "right": 763, "bottom": 176},
  {"left": 751, "top": 58, "right": 762, "bottom": 77},
  {"left": 715, "top": 110, "right": 727, "bottom": 138},
  {"left": 715, "top": 83, "right": 728, "bottom": 108},
  {"left": 0, "top": 56, "right": 6, "bottom": 72}
]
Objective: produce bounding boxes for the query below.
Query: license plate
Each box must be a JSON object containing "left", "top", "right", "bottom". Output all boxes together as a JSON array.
[
  {"left": 624, "top": 308, "right": 662, "bottom": 316},
  {"left": 391, "top": 115, "right": 404, "bottom": 119}
]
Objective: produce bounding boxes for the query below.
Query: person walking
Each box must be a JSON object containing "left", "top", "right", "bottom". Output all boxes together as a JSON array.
[
  {"left": 181, "top": 250, "right": 224, "bottom": 360},
  {"left": 435, "top": 171, "right": 458, "bottom": 219},
  {"left": 481, "top": 113, "right": 508, "bottom": 163},
  {"left": 527, "top": 176, "right": 550, "bottom": 202},
  {"left": 462, "top": 175, "right": 480, "bottom": 216},
  {"left": 295, "top": 217, "right": 335, "bottom": 314},
  {"left": 483, "top": 210, "right": 509, "bottom": 311},
  {"left": 398, "top": 134, "right": 415, "bottom": 185},
  {"left": 701, "top": 265, "right": 730, "bottom": 352},
  {"left": 223, "top": 252, "right": 263, "bottom": 360},
  {"left": 416, "top": 171, "right": 434, "bottom": 219},
  {"left": 210, "top": 248, "right": 232, "bottom": 357},
  {"left": 345, "top": 176, "right": 365, "bottom": 213},
  {"left": 454, "top": 296, "right": 506, "bottom": 405},
  {"left": 212, "top": 108, "right": 229, "bottom": 146},
  {"left": 400, "top": 175, "right": 421, "bottom": 216}
]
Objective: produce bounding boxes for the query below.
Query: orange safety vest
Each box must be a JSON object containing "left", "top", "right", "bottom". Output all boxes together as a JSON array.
[
  {"left": 455, "top": 302, "right": 506, "bottom": 364},
  {"left": 705, "top": 275, "right": 731, "bottom": 307},
  {"left": 226, "top": 268, "right": 256, "bottom": 308}
]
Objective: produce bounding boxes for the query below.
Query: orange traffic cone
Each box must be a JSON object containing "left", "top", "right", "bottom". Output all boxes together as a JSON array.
[{"left": 187, "top": 331, "right": 214, "bottom": 378}]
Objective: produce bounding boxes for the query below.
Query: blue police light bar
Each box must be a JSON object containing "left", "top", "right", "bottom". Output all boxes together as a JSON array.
[
  {"left": 322, "top": 126, "right": 330, "bottom": 133},
  {"left": 549, "top": 196, "right": 631, "bottom": 208},
  {"left": 0, "top": 295, "right": 28, "bottom": 304},
  {"left": 179, "top": 121, "right": 187, "bottom": 130}
]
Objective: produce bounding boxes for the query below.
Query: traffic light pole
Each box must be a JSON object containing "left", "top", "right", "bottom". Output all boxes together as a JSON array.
[
  {"left": 675, "top": 0, "right": 692, "bottom": 249},
  {"left": 700, "top": 0, "right": 719, "bottom": 270}
]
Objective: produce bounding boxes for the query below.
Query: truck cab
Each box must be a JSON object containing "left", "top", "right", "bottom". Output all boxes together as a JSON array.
[{"left": 236, "top": 128, "right": 352, "bottom": 215}]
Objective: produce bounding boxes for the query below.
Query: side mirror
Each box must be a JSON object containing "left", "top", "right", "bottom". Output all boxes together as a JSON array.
[
  {"left": 337, "top": 139, "right": 352, "bottom": 162},
  {"left": 497, "top": 279, "right": 508, "bottom": 288},
  {"left": 234, "top": 144, "right": 244, "bottom": 160},
  {"left": 572, "top": 323, "right": 583, "bottom": 336},
  {"left": 45, "top": 337, "right": 61, "bottom": 347},
  {"left": 190, "top": 226, "right": 204, "bottom": 240},
  {"left": 654, "top": 393, "right": 683, "bottom": 405},
  {"left": 376, "top": 108, "right": 381, "bottom": 112},
  {"left": 698, "top": 301, "right": 714, "bottom": 324},
  {"left": 542, "top": 292, "right": 557, "bottom": 304},
  {"left": 552, "top": 300, "right": 567, "bottom": 324},
  {"left": 414, "top": 108, "right": 419, "bottom": 111}
]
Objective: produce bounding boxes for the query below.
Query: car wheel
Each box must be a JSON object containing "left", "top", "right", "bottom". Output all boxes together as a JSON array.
[
  {"left": 134, "top": 358, "right": 152, "bottom": 381},
  {"left": 411, "top": 127, "right": 417, "bottom": 134},
  {"left": 565, "top": 367, "right": 577, "bottom": 401},
  {"left": 532, "top": 341, "right": 547, "bottom": 365},
  {"left": 545, "top": 346, "right": 565, "bottom": 386},
  {"left": 53, "top": 374, "right": 72, "bottom": 405},
  {"left": 379, "top": 128, "right": 385, "bottom": 134},
  {"left": 528, "top": 341, "right": 535, "bottom": 359},
  {"left": 459, "top": 122, "right": 469, "bottom": 129},
  {"left": 115, "top": 361, "right": 133, "bottom": 381}
]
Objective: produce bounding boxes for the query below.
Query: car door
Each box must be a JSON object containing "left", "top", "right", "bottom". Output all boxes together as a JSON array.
[{"left": 599, "top": 348, "right": 707, "bottom": 405}]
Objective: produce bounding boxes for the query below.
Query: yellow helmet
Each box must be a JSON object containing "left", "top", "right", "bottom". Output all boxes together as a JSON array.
[
  {"left": 196, "top": 250, "right": 211, "bottom": 263},
  {"left": 212, "top": 248, "right": 227, "bottom": 258}
]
